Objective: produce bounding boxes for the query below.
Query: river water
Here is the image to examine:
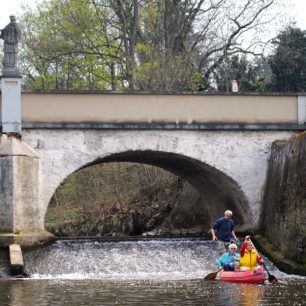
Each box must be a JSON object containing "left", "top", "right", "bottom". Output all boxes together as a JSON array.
[{"left": 0, "top": 239, "right": 305, "bottom": 305}]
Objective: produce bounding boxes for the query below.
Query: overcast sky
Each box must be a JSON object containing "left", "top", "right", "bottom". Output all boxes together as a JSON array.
[
  {"left": 0, "top": 0, "right": 40, "bottom": 27},
  {"left": 0, "top": 0, "right": 305, "bottom": 31}
]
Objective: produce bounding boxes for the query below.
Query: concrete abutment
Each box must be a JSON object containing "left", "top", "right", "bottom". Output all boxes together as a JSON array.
[
  {"left": 257, "top": 132, "right": 306, "bottom": 275},
  {"left": 0, "top": 134, "right": 54, "bottom": 248}
]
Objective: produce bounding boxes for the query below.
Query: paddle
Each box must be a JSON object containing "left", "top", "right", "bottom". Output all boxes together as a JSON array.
[
  {"left": 204, "top": 267, "right": 223, "bottom": 280},
  {"left": 204, "top": 259, "right": 234, "bottom": 281},
  {"left": 249, "top": 239, "right": 278, "bottom": 284}
]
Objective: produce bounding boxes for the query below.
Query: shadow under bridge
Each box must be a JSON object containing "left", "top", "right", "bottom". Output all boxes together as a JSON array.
[{"left": 85, "top": 150, "right": 251, "bottom": 230}]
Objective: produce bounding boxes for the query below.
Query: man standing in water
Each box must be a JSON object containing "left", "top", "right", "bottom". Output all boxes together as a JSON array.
[{"left": 211, "top": 210, "right": 239, "bottom": 254}]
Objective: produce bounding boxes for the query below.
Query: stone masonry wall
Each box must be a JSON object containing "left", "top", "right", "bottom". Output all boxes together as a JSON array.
[
  {"left": 260, "top": 132, "right": 306, "bottom": 264},
  {"left": 22, "top": 129, "right": 293, "bottom": 225}
]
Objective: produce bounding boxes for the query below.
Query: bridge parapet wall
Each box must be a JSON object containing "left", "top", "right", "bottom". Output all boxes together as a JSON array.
[{"left": 6, "top": 92, "right": 305, "bottom": 127}]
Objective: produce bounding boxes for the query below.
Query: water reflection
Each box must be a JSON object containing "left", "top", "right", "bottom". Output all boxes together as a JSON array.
[
  {"left": 1, "top": 279, "right": 306, "bottom": 306},
  {"left": 232, "top": 283, "right": 263, "bottom": 305}
]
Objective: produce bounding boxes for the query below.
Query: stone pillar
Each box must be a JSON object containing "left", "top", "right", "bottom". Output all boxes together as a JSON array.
[
  {"left": 0, "top": 135, "right": 42, "bottom": 232},
  {"left": 0, "top": 135, "right": 54, "bottom": 247},
  {"left": 1, "top": 77, "right": 22, "bottom": 134}
]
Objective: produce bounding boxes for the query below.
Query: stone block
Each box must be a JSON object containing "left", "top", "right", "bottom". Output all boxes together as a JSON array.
[
  {"left": 0, "top": 135, "right": 42, "bottom": 232},
  {"left": 9, "top": 244, "right": 24, "bottom": 275}
]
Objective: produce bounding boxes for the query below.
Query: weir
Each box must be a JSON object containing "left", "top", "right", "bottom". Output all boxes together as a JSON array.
[{"left": 23, "top": 238, "right": 282, "bottom": 280}]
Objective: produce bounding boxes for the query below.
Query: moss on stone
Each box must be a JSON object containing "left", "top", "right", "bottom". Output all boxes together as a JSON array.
[{"left": 254, "top": 234, "right": 306, "bottom": 276}]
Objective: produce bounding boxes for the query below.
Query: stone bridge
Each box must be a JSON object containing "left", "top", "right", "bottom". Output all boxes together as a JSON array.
[{"left": 0, "top": 91, "right": 305, "bottom": 246}]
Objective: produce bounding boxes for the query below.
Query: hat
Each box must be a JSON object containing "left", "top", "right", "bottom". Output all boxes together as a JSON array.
[{"left": 229, "top": 243, "right": 237, "bottom": 249}]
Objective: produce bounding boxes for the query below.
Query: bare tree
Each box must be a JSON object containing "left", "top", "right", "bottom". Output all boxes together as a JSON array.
[{"left": 107, "top": 0, "right": 288, "bottom": 89}]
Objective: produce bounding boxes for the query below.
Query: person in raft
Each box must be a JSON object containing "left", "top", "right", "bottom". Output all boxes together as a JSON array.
[
  {"left": 217, "top": 243, "right": 240, "bottom": 271},
  {"left": 239, "top": 235, "right": 263, "bottom": 271}
]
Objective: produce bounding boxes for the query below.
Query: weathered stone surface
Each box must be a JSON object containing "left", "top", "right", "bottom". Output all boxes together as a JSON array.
[
  {"left": 0, "top": 135, "right": 39, "bottom": 157},
  {"left": 0, "top": 135, "right": 43, "bottom": 233},
  {"left": 0, "top": 248, "right": 10, "bottom": 278},
  {"left": 22, "top": 129, "right": 293, "bottom": 228},
  {"left": 0, "top": 230, "right": 55, "bottom": 249},
  {"left": 0, "top": 156, "right": 14, "bottom": 231},
  {"left": 254, "top": 234, "right": 306, "bottom": 276},
  {"left": 260, "top": 132, "right": 306, "bottom": 267}
]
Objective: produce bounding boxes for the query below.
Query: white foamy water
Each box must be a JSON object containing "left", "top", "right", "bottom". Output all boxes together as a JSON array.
[
  {"left": 24, "top": 238, "right": 295, "bottom": 281},
  {"left": 25, "top": 239, "right": 221, "bottom": 280}
]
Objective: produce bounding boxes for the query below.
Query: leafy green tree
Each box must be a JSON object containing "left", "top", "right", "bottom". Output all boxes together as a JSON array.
[
  {"left": 20, "top": 0, "right": 123, "bottom": 90},
  {"left": 268, "top": 26, "right": 306, "bottom": 92}
]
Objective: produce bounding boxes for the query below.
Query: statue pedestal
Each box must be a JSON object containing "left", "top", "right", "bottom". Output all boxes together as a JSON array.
[
  {"left": 1, "top": 68, "right": 21, "bottom": 78},
  {"left": 1, "top": 75, "right": 22, "bottom": 134}
]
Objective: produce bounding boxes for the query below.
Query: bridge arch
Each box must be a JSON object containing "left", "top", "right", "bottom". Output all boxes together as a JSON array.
[
  {"left": 51, "top": 150, "right": 251, "bottom": 229},
  {"left": 22, "top": 129, "right": 291, "bottom": 231}
]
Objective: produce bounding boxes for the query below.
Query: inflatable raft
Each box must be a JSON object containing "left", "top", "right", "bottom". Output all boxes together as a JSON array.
[{"left": 220, "top": 268, "right": 266, "bottom": 283}]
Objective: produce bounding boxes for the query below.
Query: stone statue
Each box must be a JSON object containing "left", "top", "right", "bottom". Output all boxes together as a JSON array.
[{"left": 0, "top": 15, "right": 21, "bottom": 73}]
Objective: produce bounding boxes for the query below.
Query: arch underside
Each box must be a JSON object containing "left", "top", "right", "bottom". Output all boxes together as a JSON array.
[{"left": 82, "top": 150, "right": 251, "bottom": 228}]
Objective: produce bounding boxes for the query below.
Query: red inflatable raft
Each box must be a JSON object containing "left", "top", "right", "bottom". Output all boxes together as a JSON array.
[{"left": 220, "top": 268, "right": 266, "bottom": 284}]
